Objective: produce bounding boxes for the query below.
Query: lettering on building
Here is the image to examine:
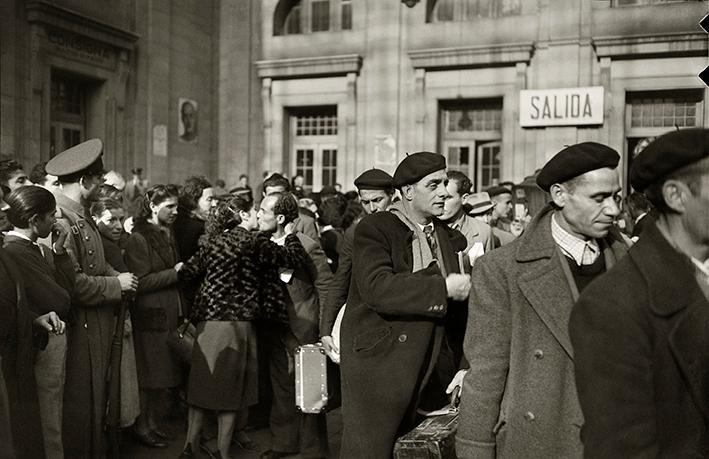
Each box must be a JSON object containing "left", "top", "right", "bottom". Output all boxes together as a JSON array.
[
  {"left": 47, "top": 29, "right": 116, "bottom": 68},
  {"left": 519, "top": 87, "right": 604, "bottom": 127}
]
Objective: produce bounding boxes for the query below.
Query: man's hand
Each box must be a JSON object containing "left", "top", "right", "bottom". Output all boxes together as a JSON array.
[
  {"left": 51, "top": 223, "right": 68, "bottom": 255},
  {"left": 118, "top": 272, "right": 139, "bottom": 292},
  {"left": 321, "top": 336, "right": 340, "bottom": 363},
  {"left": 34, "top": 311, "right": 66, "bottom": 335},
  {"left": 446, "top": 369, "right": 468, "bottom": 398},
  {"left": 445, "top": 273, "right": 471, "bottom": 301},
  {"left": 174, "top": 262, "right": 184, "bottom": 272}
]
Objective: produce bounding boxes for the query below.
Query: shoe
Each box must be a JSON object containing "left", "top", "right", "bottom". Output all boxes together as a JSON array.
[
  {"left": 131, "top": 429, "right": 168, "bottom": 449},
  {"left": 179, "top": 443, "right": 194, "bottom": 458},
  {"left": 151, "top": 428, "right": 176, "bottom": 441},
  {"left": 259, "top": 450, "right": 292, "bottom": 459},
  {"left": 233, "top": 431, "right": 258, "bottom": 451},
  {"left": 199, "top": 442, "right": 219, "bottom": 459}
]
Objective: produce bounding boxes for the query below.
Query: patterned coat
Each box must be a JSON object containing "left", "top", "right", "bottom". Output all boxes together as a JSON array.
[{"left": 179, "top": 228, "right": 308, "bottom": 323}]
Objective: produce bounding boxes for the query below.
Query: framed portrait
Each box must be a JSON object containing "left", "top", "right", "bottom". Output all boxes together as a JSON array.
[{"left": 178, "top": 97, "right": 198, "bottom": 143}]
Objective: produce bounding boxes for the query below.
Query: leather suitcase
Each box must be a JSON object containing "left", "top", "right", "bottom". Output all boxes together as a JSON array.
[
  {"left": 393, "top": 412, "right": 458, "bottom": 459},
  {"left": 294, "top": 343, "right": 329, "bottom": 413}
]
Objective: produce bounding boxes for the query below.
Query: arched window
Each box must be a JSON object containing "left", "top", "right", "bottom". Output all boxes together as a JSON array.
[
  {"left": 426, "top": 0, "right": 521, "bottom": 22},
  {"left": 273, "top": 0, "right": 353, "bottom": 36}
]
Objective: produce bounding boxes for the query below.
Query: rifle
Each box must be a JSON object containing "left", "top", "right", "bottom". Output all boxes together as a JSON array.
[{"left": 105, "top": 294, "right": 130, "bottom": 459}]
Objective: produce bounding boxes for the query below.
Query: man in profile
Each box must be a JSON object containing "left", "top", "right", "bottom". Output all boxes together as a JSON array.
[{"left": 487, "top": 185, "right": 515, "bottom": 246}]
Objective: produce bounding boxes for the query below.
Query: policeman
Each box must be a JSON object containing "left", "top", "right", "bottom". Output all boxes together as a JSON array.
[{"left": 46, "top": 138, "right": 138, "bottom": 458}]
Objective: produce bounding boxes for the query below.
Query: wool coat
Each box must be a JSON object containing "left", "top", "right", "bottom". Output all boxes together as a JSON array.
[
  {"left": 55, "top": 192, "right": 122, "bottom": 459},
  {"left": 340, "top": 211, "right": 466, "bottom": 458},
  {"left": 570, "top": 222, "right": 709, "bottom": 458},
  {"left": 320, "top": 223, "right": 356, "bottom": 337},
  {"left": 125, "top": 222, "right": 183, "bottom": 389},
  {"left": 456, "top": 205, "right": 629, "bottom": 459}
]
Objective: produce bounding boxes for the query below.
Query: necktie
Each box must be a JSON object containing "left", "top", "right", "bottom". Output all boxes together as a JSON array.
[{"left": 423, "top": 225, "right": 437, "bottom": 259}]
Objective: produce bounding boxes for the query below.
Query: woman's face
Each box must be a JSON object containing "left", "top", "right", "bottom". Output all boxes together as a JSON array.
[{"left": 196, "top": 187, "right": 215, "bottom": 218}]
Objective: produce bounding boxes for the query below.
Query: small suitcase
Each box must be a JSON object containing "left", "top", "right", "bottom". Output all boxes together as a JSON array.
[
  {"left": 294, "top": 343, "right": 329, "bottom": 413},
  {"left": 393, "top": 412, "right": 458, "bottom": 459}
]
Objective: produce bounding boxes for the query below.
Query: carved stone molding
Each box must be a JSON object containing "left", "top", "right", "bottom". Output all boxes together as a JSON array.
[
  {"left": 408, "top": 43, "right": 534, "bottom": 70},
  {"left": 255, "top": 54, "right": 363, "bottom": 79},
  {"left": 593, "top": 32, "right": 707, "bottom": 60}
]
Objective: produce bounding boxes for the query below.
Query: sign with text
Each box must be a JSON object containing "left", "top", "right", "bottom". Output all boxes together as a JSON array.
[
  {"left": 520, "top": 86, "right": 604, "bottom": 127},
  {"left": 47, "top": 29, "right": 116, "bottom": 69}
]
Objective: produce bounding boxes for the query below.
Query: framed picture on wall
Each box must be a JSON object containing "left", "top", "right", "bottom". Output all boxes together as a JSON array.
[{"left": 178, "top": 97, "right": 198, "bottom": 143}]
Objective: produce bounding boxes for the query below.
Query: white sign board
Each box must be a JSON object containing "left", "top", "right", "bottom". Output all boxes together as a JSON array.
[
  {"left": 520, "top": 86, "right": 604, "bottom": 127},
  {"left": 152, "top": 124, "right": 167, "bottom": 157}
]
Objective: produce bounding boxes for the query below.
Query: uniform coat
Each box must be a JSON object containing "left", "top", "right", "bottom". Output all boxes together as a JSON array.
[
  {"left": 456, "top": 205, "right": 629, "bottom": 459},
  {"left": 55, "top": 192, "right": 122, "bottom": 459},
  {"left": 340, "top": 211, "right": 466, "bottom": 458},
  {"left": 570, "top": 223, "right": 709, "bottom": 457},
  {"left": 125, "top": 222, "right": 183, "bottom": 389}
]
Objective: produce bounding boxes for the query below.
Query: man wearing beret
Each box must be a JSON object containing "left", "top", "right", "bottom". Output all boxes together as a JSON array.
[
  {"left": 456, "top": 142, "right": 631, "bottom": 458},
  {"left": 570, "top": 128, "right": 709, "bottom": 457},
  {"left": 46, "top": 139, "right": 139, "bottom": 458},
  {"left": 320, "top": 168, "right": 395, "bottom": 362},
  {"left": 340, "top": 152, "right": 472, "bottom": 457}
]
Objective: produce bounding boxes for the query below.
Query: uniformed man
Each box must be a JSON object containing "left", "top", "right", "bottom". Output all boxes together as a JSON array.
[
  {"left": 320, "top": 168, "right": 395, "bottom": 362},
  {"left": 46, "top": 138, "right": 138, "bottom": 458},
  {"left": 456, "top": 142, "right": 631, "bottom": 458},
  {"left": 570, "top": 128, "right": 709, "bottom": 457}
]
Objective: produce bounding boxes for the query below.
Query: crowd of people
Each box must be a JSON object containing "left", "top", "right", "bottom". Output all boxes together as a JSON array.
[{"left": 0, "top": 128, "right": 707, "bottom": 459}]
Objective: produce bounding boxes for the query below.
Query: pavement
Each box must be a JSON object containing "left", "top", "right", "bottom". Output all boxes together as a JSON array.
[{"left": 121, "top": 407, "right": 343, "bottom": 459}]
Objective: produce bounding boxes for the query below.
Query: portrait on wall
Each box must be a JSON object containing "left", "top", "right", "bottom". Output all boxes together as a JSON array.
[{"left": 178, "top": 97, "right": 198, "bottom": 142}]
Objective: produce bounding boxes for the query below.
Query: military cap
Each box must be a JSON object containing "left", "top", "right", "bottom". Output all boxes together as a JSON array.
[
  {"left": 466, "top": 192, "right": 494, "bottom": 215},
  {"left": 630, "top": 128, "right": 709, "bottom": 192},
  {"left": 486, "top": 185, "right": 512, "bottom": 198},
  {"left": 536, "top": 142, "right": 619, "bottom": 192},
  {"left": 46, "top": 138, "right": 105, "bottom": 181},
  {"left": 393, "top": 151, "right": 446, "bottom": 188},
  {"left": 354, "top": 168, "right": 394, "bottom": 191}
]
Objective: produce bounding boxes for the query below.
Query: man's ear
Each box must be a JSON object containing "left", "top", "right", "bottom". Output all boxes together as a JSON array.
[
  {"left": 401, "top": 184, "right": 415, "bottom": 201},
  {"left": 549, "top": 183, "right": 566, "bottom": 208},
  {"left": 276, "top": 214, "right": 286, "bottom": 226},
  {"left": 662, "top": 179, "right": 690, "bottom": 214}
]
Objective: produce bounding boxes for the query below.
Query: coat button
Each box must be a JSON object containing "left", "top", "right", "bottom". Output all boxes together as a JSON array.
[
  {"left": 84, "top": 236, "right": 90, "bottom": 241},
  {"left": 88, "top": 249, "right": 94, "bottom": 255},
  {"left": 398, "top": 334, "right": 407, "bottom": 343},
  {"left": 534, "top": 349, "right": 544, "bottom": 359},
  {"left": 89, "top": 263, "right": 95, "bottom": 269},
  {"left": 524, "top": 411, "right": 535, "bottom": 421},
  {"left": 84, "top": 323, "right": 88, "bottom": 329},
  {"left": 78, "top": 222, "right": 84, "bottom": 228}
]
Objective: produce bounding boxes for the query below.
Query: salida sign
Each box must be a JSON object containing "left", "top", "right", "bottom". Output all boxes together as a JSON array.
[{"left": 519, "top": 86, "right": 604, "bottom": 127}]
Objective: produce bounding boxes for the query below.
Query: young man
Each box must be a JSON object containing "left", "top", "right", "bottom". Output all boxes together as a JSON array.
[
  {"left": 487, "top": 185, "right": 515, "bottom": 246},
  {"left": 456, "top": 142, "right": 630, "bottom": 458},
  {"left": 46, "top": 138, "right": 139, "bottom": 458},
  {"left": 257, "top": 192, "right": 332, "bottom": 459},
  {"left": 320, "top": 168, "right": 395, "bottom": 361},
  {"left": 262, "top": 173, "right": 319, "bottom": 242},
  {"left": 340, "top": 152, "right": 471, "bottom": 457},
  {"left": 570, "top": 128, "right": 709, "bottom": 457}
]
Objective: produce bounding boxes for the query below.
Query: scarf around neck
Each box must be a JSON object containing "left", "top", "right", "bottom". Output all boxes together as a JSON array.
[{"left": 389, "top": 201, "right": 437, "bottom": 273}]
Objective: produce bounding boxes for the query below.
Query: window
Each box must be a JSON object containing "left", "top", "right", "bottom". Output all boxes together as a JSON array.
[
  {"left": 428, "top": 0, "right": 521, "bottom": 22},
  {"left": 614, "top": 0, "right": 701, "bottom": 6},
  {"left": 290, "top": 108, "right": 339, "bottom": 192},
  {"left": 627, "top": 90, "right": 702, "bottom": 129},
  {"left": 444, "top": 105, "right": 502, "bottom": 133},
  {"left": 274, "top": 0, "right": 353, "bottom": 35},
  {"left": 50, "top": 72, "right": 87, "bottom": 157},
  {"left": 296, "top": 115, "right": 338, "bottom": 136},
  {"left": 322, "top": 148, "right": 337, "bottom": 187}
]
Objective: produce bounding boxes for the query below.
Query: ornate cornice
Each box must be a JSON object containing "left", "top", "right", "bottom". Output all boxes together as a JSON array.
[
  {"left": 593, "top": 32, "right": 707, "bottom": 59},
  {"left": 408, "top": 43, "right": 534, "bottom": 70},
  {"left": 255, "top": 54, "right": 363, "bottom": 79}
]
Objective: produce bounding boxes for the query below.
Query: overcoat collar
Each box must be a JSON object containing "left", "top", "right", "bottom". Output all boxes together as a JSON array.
[
  {"left": 629, "top": 223, "right": 709, "bottom": 419},
  {"left": 55, "top": 192, "right": 86, "bottom": 218},
  {"left": 514, "top": 204, "right": 629, "bottom": 359}
]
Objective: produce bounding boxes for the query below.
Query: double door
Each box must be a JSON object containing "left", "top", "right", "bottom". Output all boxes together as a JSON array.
[
  {"left": 293, "top": 143, "right": 338, "bottom": 193},
  {"left": 443, "top": 140, "right": 501, "bottom": 192}
]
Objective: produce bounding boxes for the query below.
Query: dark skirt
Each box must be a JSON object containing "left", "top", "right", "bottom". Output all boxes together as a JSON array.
[{"left": 187, "top": 321, "right": 258, "bottom": 411}]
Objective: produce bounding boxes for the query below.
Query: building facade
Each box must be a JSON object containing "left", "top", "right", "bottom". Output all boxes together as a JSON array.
[{"left": 1, "top": 0, "right": 707, "bottom": 192}]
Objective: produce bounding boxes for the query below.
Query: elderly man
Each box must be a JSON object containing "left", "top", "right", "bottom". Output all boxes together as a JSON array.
[
  {"left": 340, "top": 152, "right": 471, "bottom": 457},
  {"left": 570, "top": 128, "right": 709, "bottom": 457},
  {"left": 46, "top": 139, "right": 138, "bottom": 458},
  {"left": 320, "top": 168, "right": 395, "bottom": 361},
  {"left": 456, "top": 142, "right": 630, "bottom": 458}
]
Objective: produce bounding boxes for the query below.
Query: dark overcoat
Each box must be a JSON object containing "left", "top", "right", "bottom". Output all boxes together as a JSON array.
[
  {"left": 340, "top": 211, "right": 466, "bottom": 458},
  {"left": 125, "top": 222, "right": 183, "bottom": 389},
  {"left": 570, "top": 222, "right": 709, "bottom": 458},
  {"left": 456, "top": 205, "right": 629, "bottom": 459}
]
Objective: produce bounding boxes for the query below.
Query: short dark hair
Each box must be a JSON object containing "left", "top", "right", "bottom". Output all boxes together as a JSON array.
[
  {"left": 5, "top": 185, "right": 56, "bottom": 228},
  {"left": 0, "top": 159, "right": 23, "bottom": 194},
  {"left": 643, "top": 157, "right": 709, "bottom": 214},
  {"left": 318, "top": 193, "right": 348, "bottom": 228},
  {"left": 447, "top": 171, "right": 472, "bottom": 196},
  {"left": 215, "top": 179, "right": 226, "bottom": 188},
  {"left": 239, "top": 174, "right": 248, "bottom": 180},
  {"left": 270, "top": 191, "right": 299, "bottom": 224},
  {"left": 179, "top": 176, "right": 212, "bottom": 211},
  {"left": 205, "top": 194, "right": 253, "bottom": 239},
  {"left": 89, "top": 198, "right": 124, "bottom": 219},
  {"left": 136, "top": 184, "right": 180, "bottom": 225},
  {"left": 97, "top": 184, "right": 122, "bottom": 200},
  {"left": 263, "top": 173, "right": 291, "bottom": 193},
  {"left": 624, "top": 192, "right": 652, "bottom": 218},
  {"left": 29, "top": 162, "right": 49, "bottom": 185}
]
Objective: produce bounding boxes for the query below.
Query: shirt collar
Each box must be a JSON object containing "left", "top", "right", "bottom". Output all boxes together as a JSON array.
[
  {"left": 551, "top": 212, "right": 600, "bottom": 266},
  {"left": 6, "top": 230, "right": 33, "bottom": 243},
  {"left": 271, "top": 233, "right": 287, "bottom": 246},
  {"left": 690, "top": 257, "right": 709, "bottom": 284}
]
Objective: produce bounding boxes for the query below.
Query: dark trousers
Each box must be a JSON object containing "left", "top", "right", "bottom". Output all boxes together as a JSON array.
[{"left": 264, "top": 326, "right": 328, "bottom": 458}]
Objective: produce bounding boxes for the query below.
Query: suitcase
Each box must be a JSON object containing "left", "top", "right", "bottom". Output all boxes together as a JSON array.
[
  {"left": 393, "top": 412, "right": 458, "bottom": 459},
  {"left": 294, "top": 343, "right": 329, "bottom": 413}
]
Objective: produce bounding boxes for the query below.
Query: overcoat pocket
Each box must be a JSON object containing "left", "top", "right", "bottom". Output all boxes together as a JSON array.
[{"left": 353, "top": 326, "right": 391, "bottom": 353}]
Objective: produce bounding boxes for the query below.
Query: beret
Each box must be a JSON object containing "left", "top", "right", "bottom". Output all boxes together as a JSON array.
[
  {"left": 393, "top": 151, "right": 446, "bottom": 188},
  {"left": 320, "top": 185, "right": 337, "bottom": 196},
  {"left": 630, "top": 128, "right": 709, "bottom": 192},
  {"left": 354, "top": 168, "right": 393, "bottom": 191},
  {"left": 465, "top": 192, "right": 494, "bottom": 215},
  {"left": 46, "top": 138, "right": 105, "bottom": 180},
  {"left": 486, "top": 185, "right": 512, "bottom": 198},
  {"left": 536, "top": 142, "right": 619, "bottom": 192}
]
